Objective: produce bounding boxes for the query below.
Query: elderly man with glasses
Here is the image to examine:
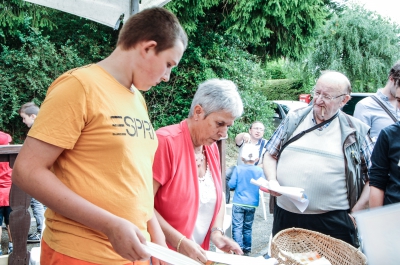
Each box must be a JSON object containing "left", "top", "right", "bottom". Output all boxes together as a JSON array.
[{"left": 263, "top": 71, "right": 374, "bottom": 248}]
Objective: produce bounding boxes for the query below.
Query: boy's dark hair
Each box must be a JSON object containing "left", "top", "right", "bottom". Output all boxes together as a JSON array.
[
  {"left": 117, "top": 7, "right": 188, "bottom": 54},
  {"left": 389, "top": 61, "right": 400, "bottom": 87},
  {"left": 19, "top": 102, "right": 39, "bottom": 116}
]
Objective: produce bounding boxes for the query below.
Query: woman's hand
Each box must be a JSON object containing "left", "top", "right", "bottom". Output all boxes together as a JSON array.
[
  {"left": 178, "top": 237, "right": 208, "bottom": 264},
  {"left": 211, "top": 232, "right": 243, "bottom": 255}
]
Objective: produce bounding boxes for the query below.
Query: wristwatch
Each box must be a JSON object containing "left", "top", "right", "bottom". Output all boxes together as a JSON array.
[{"left": 211, "top": 227, "right": 224, "bottom": 235}]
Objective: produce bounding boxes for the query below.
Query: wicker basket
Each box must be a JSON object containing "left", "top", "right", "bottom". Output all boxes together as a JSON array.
[{"left": 271, "top": 228, "right": 367, "bottom": 265}]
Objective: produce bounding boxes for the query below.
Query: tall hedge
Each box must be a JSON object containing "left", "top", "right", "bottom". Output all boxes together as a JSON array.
[
  {"left": 1, "top": 13, "right": 275, "bottom": 142},
  {"left": 0, "top": 21, "right": 86, "bottom": 142}
]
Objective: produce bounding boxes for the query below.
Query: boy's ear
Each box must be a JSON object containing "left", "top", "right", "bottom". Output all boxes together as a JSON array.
[
  {"left": 31, "top": 114, "right": 37, "bottom": 120},
  {"left": 140, "top": 40, "right": 157, "bottom": 56}
]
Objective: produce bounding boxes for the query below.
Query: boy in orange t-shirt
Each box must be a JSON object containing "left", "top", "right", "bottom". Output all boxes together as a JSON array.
[{"left": 12, "top": 7, "right": 188, "bottom": 265}]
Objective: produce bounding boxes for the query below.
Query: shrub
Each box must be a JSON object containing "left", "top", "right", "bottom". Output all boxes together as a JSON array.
[{"left": 0, "top": 23, "right": 85, "bottom": 142}]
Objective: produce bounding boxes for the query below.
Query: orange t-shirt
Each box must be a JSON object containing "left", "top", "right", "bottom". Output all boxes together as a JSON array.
[
  {"left": 29, "top": 64, "right": 157, "bottom": 264},
  {"left": 41, "top": 240, "right": 150, "bottom": 265}
]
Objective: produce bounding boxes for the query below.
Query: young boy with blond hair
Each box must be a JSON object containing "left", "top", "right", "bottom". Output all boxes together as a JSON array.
[{"left": 228, "top": 144, "right": 265, "bottom": 255}]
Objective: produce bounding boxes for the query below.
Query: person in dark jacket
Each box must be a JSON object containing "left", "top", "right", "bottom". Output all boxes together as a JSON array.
[{"left": 369, "top": 85, "right": 400, "bottom": 208}]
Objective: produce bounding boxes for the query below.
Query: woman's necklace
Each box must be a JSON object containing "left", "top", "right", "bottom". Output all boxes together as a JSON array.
[{"left": 194, "top": 148, "right": 205, "bottom": 168}]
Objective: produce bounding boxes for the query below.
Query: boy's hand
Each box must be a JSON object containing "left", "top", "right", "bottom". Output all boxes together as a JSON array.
[{"left": 105, "top": 217, "right": 151, "bottom": 262}]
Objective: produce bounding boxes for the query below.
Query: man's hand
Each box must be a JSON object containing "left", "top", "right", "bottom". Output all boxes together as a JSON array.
[
  {"left": 348, "top": 213, "right": 357, "bottom": 228},
  {"left": 105, "top": 217, "right": 151, "bottom": 262},
  {"left": 211, "top": 232, "right": 243, "bottom": 255},
  {"left": 268, "top": 179, "right": 282, "bottom": 197},
  {"left": 242, "top": 133, "right": 251, "bottom": 143}
]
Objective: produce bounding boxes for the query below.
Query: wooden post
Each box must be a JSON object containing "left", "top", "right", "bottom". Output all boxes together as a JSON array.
[
  {"left": 216, "top": 139, "right": 226, "bottom": 194},
  {"left": 0, "top": 145, "right": 31, "bottom": 265}
]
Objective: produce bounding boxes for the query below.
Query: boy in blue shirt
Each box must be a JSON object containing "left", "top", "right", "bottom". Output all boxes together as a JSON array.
[{"left": 228, "top": 144, "right": 265, "bottom": 255}]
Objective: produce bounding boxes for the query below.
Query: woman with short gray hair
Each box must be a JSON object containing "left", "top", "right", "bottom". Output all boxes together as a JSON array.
[
  {"left": 153, "top": 79, "right": 244, "bottom": 263},
  {"left": 189, "top": 79, "right": 243, "bottom": 119}
]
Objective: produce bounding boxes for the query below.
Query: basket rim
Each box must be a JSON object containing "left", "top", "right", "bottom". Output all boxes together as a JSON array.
[
  {"left": 272, "top": 227, "right": 358, "bottom": 251},
  {"left": 271, "top": 227, "right": 367, "bottom": 264}
]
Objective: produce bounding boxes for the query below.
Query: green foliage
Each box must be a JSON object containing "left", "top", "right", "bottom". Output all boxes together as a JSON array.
[
  {"left": 233, "top": 90, "right": 276, "bottom": 139},
  {"left": 167, "top": 0, "right": 329, "bottom": 60},
  {"left": 257, "top": 79, "right": 304, "bottom": 101},
  {"left": 222, "top": 0, "right": 329, "bottom": 59},
  {"left": 0, "top": 0, "right": 334, "bottom": 142},
  {"left": 264, "top": 59, "right": 286, "bottom": 79},
  {"left": 0, "top": 6, "right": 118, "bottom": 141},
  {"left": 166, "top": 0, "right": 220, "bottom": 35},
  {"left": 308, "top": 4, "right": 400, "bottom": 91},
  {"left": 0, "top": 22, "right": 85, "bottom": 142},
  {"left": 261, "top": 59, "right": 314, "bottom": 101},
  {"left": 41, "top": 11, "right": 118, "bottom": 62},
  {"left": 0, "top": 0, "right": 56, "bottom": 48},
  {"left": 0, "top": 0, "right": 55, "bottom": 29},
  {"left": 144, "top": 17, "right": 275, "bottom": 138},
  {"left": 282, "top": 59, "right": 315, "bottom": 93}
]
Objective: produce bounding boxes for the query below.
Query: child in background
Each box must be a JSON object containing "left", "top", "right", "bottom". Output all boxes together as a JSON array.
[
  {"left": 0, "top": 131, "right": 13, "bottom": 255},
  {"left": 19, "top": 102, "right": 39, "bottom": 129},
  {"left": 18, "top": 102, "right": 46, "bottom": 243},
  {"left": 228, "top": 144, "right": 265, "bottom": 256}
]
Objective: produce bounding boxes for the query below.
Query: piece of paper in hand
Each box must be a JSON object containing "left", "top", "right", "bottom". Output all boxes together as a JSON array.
[
  {"left": 251, "top": 178, "right": 309, "bottom": 212},
  {"left": 142, "top": 241, "right": 199, "bottom": 265},
  {"left": 143, "top": 241, "right": 279, "bottom": 265}
]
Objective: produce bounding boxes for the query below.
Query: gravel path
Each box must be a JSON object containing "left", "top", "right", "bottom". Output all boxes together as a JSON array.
[{"left": 210, "top": 190, "right": 274, "bottom": 258}]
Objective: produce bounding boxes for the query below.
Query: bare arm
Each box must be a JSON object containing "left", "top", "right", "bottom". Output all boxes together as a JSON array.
[
  {"left": 147, "top": 214, "right": 168, "bottom": 265},
  {"left": 262, "top": 153, "right": 281, "bottom": 196},
  {"left": 12, "top": 137, "right": 150, "bottom": 262},
  {"left": 369, "top": 186, "right": 385, "bottom": 208},
  {"left": 263, "top": 153, "right": 277, "bottom": 181},
  {"left": 235, "top": 133, "right": 250, "bottom": 146},
  {"left": 351, "top": 181, "right": 370, "bottom": 212},
  {"left": 147, "top": 214, "right": 166, "bottom": 246},
  {"left": 153, "top": 179, "right": 208, "bottom": 263}
]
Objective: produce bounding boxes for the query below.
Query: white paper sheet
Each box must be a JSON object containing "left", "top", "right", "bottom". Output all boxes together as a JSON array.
[
  {"left": 142, "top": 241, "right": 199, "bottom": 265},
  {"left": 142, "top": 241, "right": 278, "bottom": 265},
  {"left": 206, "top": 251, "right": 278, "bottom": 265},
  {"left": 251, "top": 178, "right": 309, "bottom": 212}
]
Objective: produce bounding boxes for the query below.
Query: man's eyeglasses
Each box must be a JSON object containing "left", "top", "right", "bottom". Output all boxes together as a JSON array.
[
  {"left": 251, "top": 127, "right": 265, "bottom": 131},
  {"left": 310, "top": 88, "right": 347, "bottom": 102}
]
